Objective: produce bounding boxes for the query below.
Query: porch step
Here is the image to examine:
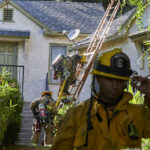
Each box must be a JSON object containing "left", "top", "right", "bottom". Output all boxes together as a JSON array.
[{"left": 17, "top": 102, "right": 44, "bottom": 146}]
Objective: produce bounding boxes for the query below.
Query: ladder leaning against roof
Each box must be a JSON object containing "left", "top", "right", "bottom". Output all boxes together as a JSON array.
[{"left": 67, "top": 0, "right": 121, "bottom": 104}]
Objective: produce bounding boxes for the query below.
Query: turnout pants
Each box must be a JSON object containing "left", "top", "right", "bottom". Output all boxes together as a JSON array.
[{"left": 31, "top": 122, "right": 54, "bottom": 145}]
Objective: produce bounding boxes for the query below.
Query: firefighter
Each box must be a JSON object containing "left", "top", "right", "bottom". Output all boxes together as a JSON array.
[
  {"left": 52, "top": 54, "right": 84, "bottom": 103},
  {"left": 30, "top": 91, "right": 57, "bottom": 147},
  {"left": 50, "top": 48, "right": 150, "bottom": 150}
]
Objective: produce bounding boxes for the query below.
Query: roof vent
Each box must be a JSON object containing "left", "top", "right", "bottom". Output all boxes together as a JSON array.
[{"left": 3, "top": 8, "right": 13, "bottom": 22}]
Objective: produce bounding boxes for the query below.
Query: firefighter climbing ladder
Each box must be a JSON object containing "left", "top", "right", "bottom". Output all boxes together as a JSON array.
[{"left": 56, "top": 0, "right": 120, "bottom": 108}]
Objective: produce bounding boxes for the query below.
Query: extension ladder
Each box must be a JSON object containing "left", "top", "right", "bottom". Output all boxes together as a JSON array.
[{"left": 57, "top": 0, "right": 121, "bottom": 107}]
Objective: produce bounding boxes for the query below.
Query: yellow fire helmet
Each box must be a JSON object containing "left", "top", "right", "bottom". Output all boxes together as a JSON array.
[
  {"left": 42, "top": 91, "right": 53, "bottom": 97},
  {"left": 91, "top": 48, "right": 133, "bottom": 80}
]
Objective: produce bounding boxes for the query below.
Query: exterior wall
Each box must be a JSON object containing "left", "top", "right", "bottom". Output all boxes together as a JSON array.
[
  {"left": 0, "top": 4, "right": 87, "bottom": 102},
  {"left": 128, "top": 4, "right": 150, "bottom": 76}
]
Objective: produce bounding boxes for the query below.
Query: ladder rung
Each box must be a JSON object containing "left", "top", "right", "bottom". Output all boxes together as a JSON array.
[
  {"left": 103, "top": 22, "right": 108, "bottom": 24},
  {"left": 108, "top": 7, "right": 115, "bottom": 10},
  {"left": 77, "top": 76, "right": 83, "bottom": 80},
  {"left": 107, "top": 14, "right": 112, "bottom": 17},
  {"left": 68, "top": 94, "right": 75, "bottom": 95},
  {"left": 77, "top": 68, "right": 86, "bottom": 71},
  {"left": 71, "top": 84, "right": 78, "bottom": 87},
  {"left": 84, "top": 52, "right": 94, "bottom": 56}
]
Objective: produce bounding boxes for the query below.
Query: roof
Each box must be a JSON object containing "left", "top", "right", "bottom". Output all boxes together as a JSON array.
[
  {"left": 5, "top": 0, "right": 105, "bottom": 34},
  {"left": 72, "top": 8, "right": 136, "bottom": 49},
  {"left": 0, "top": 29, "right": 30, "bottom": 38}
]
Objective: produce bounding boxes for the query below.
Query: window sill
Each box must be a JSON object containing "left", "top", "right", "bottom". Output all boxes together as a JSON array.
[{"left": 1, "top": 20, "right": 15, "bottom": 23}]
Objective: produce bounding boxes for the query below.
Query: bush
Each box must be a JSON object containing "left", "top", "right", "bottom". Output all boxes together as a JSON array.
[
  {"left": 0, "top": 68, "right": 23, "bottom": 145},
  {"left": 127, "top": 81, "right": 150, "bottom": 149}
]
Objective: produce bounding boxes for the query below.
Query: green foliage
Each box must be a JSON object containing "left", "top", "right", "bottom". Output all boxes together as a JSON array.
[
  {"left": 0, "top": 68, "right": 23, "bottom": 145},
  {"left": 124, "top": 0, "right": 150, "bottom": 31},
  {"left": 127, "top": 81, "right": 144, "bottom": 104},
  {"left": 142, "top": 139, "right": 150, "bottom": 150},
  {"left": 127, "top": 81, "right": 150, "bottom": 149}
]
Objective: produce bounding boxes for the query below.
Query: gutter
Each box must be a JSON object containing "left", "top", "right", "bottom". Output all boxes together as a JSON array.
[
  {"left": 72, "top": 33, "right": 127, "bottom": 51},
  {"left": 104, "top": 33, "right": 127, "bottom": 42},
  {"left": 128, "top": 29, "right": 150, "bottom": 41},
  {"left": 44, "top": 30, "right": 89, "bottom": 37}
]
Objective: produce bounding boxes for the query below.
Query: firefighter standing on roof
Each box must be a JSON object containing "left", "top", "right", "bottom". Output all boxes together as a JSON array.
[
  {"left": 30, "top": 91, "right": 57, "bottom": 147},
  {"left": 50, "top": 48, "right": 150, "bottom": 150}
]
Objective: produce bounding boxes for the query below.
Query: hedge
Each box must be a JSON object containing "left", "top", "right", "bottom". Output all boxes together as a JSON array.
[{"left": 0, "top": 68, "right": 23, "bottom": 146}]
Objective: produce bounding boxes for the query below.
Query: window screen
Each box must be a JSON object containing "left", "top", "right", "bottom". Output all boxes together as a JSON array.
[{"left": 3, "top": 9, "right": 13, "bottom": 22}]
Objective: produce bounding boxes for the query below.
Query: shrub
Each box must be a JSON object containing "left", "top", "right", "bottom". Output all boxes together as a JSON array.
[
  {"left": 127, "top": 81, "right": 150, "bottom": 149},
  {"left": 0, "top": 68, "right": 23, "bottom": 145}
]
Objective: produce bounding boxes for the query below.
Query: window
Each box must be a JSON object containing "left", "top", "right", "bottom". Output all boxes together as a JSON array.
[
  {"left": 50, "top": 45, "right": 67, "bottom": 83},
  {"left": 3, "top": 8, "right": 13, "bottom": 22},
  {"left": 142, "top": 41, "right": 150, "bottom": 69},
  {"left": 0, "top": 43, "right": 18, "bottom": 78},
  {"left": 138, "top": 41, "right": 150, "bottom": 70}
]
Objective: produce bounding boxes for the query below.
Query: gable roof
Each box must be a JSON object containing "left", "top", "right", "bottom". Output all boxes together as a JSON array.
[{"left": 0, "top": 0, "right": 105, "bottom": 34}]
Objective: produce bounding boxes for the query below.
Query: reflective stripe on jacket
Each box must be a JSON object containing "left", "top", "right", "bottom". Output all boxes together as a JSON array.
[{"left": 51, "top": 92, "right": 150, "bottom": 150}]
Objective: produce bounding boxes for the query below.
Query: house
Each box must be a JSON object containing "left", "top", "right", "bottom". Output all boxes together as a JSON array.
[
  {"left": 0, "top": 0, "right": 105, "bottom": 102},
  {"left": 73, "top": 2, "right": 150, "bottom": 101}
]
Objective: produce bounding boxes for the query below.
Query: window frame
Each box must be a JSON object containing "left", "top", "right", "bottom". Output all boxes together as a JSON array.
[{"left": 0, "top": 42, "right": 18, "bottom": 79}]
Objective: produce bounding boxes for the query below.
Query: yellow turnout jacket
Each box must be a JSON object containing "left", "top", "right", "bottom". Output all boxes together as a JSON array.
[{"left": 51, "top": 92, "right": 150, "bottom": 150}]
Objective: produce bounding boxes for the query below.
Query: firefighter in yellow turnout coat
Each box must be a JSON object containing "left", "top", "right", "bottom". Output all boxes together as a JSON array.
[
  {"left": 30, "top": 91, "right": 57, "bottom": 146},
  {"left": 50, "top": 48, "right": 150, "bottom": 150},
  {"left": 52, "top": 54, "right": 83, "bottom": 103},
  {"left": 60, "top": 54, "right": 82, "bottom": 103}
]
